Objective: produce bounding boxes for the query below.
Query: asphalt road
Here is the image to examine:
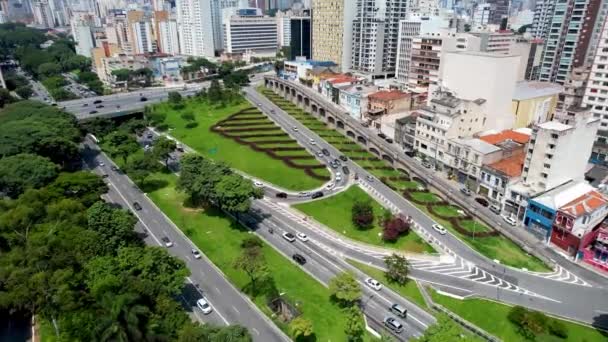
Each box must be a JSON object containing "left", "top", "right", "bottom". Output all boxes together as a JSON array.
[
  {"left": 246, "top": 84, "right": 608, "bottom": 329},
  {"left": 81, "top": 139, "right": 289, "bottom": 342}
]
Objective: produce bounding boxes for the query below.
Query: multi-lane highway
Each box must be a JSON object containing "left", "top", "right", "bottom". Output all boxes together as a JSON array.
[
  {"left": 81, "top": 139, "right": 289, "bottom": 342},
  {"left": 244, "top": 84, "right": 608, "bottom": 330}
]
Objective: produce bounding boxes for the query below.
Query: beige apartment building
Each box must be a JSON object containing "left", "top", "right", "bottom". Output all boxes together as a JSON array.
[{"left": 311, "top": 0, "right": 356, "bottom": 71}]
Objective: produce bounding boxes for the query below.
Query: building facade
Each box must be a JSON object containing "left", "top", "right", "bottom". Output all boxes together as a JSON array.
[
  {"left": 311, "top": 0, "right": 356, "bottom": 71},
  {"left": 289, "top": 16, "right": 311, "bottom": 59},
  {"left": 395, "top": 19, "right": 421, "bottom": 84},
  {"left": 223, "top": 13, "right": 278, "bottom": 55},
  {"left": 176, "top": 0, "right": 215, "bottom": 57}
]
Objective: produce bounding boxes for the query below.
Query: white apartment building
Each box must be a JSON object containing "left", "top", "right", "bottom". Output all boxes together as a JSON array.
[
  {"left": 277, "top": 12, "right": 291, "bottom": 47},
  {"left": 444, "top": 137, "right": 502, "bottom": 182},
  {"left": 33, "top": 0, "right": 55, "bottom": 28},
  {"left": 158, "top": 19, "right": 180, "bottom": 55},
  {"left": 176, "top": 0, "right": 215, "bottom": 57},
  {"left": 210, "top": 0, "right": 239, "bottom": 51},
  {"left": 131, "top": 20, "right": 154, "bottom": 54},
  {"left": 351, "top": 0, "right": 409, "bottom": 76},
  {"left": 583, "top": 16, "right": 608, "bottom": 130},
  {"left": 439, "top": 51, "right": 520, "bottom": 131},
  {"left": 412, "top": 0, "right": 440, "bottom": 16},
  {"left": 531, "top": 0, "right": 554, "bottom": 40},
  {"left": 395, "top": 19, "right": 421, "bottom": 84},
  {"left": 224, "top": 14, "right": 278, "bottom": 55},
  {"left": 472, "top": 3, "right": 491, "bottom": 28},
  {"left": 414, "top": 88, "right": 488, "bottom": 170},
  {"left": 470, "top": 31, "right": 515, "bottom": 55},
  {"left": 522, "top": 111, "right": 599, "bottom": 192}
]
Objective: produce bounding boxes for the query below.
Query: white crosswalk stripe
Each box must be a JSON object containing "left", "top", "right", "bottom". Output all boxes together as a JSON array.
[{"left": 524, "top": 265, "right": 592, "bottom": 287}]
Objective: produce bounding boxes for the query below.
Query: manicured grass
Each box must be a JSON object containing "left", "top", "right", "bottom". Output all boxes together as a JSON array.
[
  {"left": 410, "top": 191, "right": 443, "bottom": 204},
  {"left": 433, "top": 205, "right": 464, "bottom": 218},
  {"left": 155, "top": 98, "right": 327, "bottom": 191},
  {"left": 145, "top": 173, "right": 356, "bottom": 341},
  {"left": 415, "top": 203, "right": 550, "bottom": 272},
  {"left": 294, "top": 186, "right": 435, "bottom": 254},
  {"left": 347, "top": 259, "right": 428, "bottom": 310},
  {"left": 39, "top": 320, "right": 55, "bottom": 342},
  {"left": 458, "top": 219, "right": 492, "bottom": 234},
  {"left": 431, "top": 291, "right": 607, "bottom": 342}
]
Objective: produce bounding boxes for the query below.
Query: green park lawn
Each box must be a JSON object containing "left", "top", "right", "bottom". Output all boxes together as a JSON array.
[
  {"left": 294, "top": 186, "right": 435, "bottom": 254},
  {"left": 153, "top": 98, "right": 327, "bottom": 191},
  {"left": 431, "top": 291, "right": 607, "bottom": 342},
  {"left": 144, "top": 172, "right": 357, "bottom": 341},
  {"left": 409, "top": 191, "right": 443, "bottom": 204},
  {"left": 347, "top": 259, "right": 428, "bottom": 309}
]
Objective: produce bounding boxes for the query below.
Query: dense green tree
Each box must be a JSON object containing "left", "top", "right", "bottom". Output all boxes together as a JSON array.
[
  {"left": 168, "top": 91, "right": 183, "bottom": 105},
  {"left": 0, "top": 153, "right": 58, "bottom": 197},
  {"left": 177, "top": 154, "right": 232, "bottom": 205},
  {"left": 152, "top": 136, "right": 176, "bottom": 167},
  {"left": 120, "top": 119, "right": 147, "bottom": 135},
  {"left": 34, "top": 136, "right": 80, "bottom": 170},
  {"left": 384, "top": 253, "right": 409, "bottom": 285},
  {"left": 96, "top": 292, "right": 150, "bottom": 342},
  {"left": 344, "top": 306, "right": 365, "bottom": 341},
  {"left": 0, "top": 88, "right": 15, "bottom": 107},
  {"left": 329, "top": 272, "right": 361, "bottom": 306},
  {"left": 37, "top": 62, "right": 62, "bottom": 77},
  {"left": 125, "top": 153, "right": 161, "bottom": 186},
  {"left": 111, "top": 69, "right": 131, "bottom": 82},
  {"left": 177, "top": 323, "right": 252, "bottom": 342},
  {"left": 413, "top": 314, "right": 482, "bottom": 342},
  {"left": 46, "top": 171, "right": 107, "bottom": 207},
  {"left": 86, "top": 202, "right": 139, "bottom": 254},
  {"left": 352, "top": 200, "right": 374, "bottom": 230},
  {"left": 233, "top": 241, "right": 269, "bottom": 294},
  {"left": 104, "top": 130, "right": 140, "bottom": 164},
  {"left": 289, "top": 316, "right": 314, "bottom": 339},
  {"left": 80, "top": 118, "right": 117, "bottom": 137},
  {"left": 214, "top": 173, "right": 262, "bottom": 214},
  {"left": 15, "top": 85, "right": 33, "bottom": 99}
]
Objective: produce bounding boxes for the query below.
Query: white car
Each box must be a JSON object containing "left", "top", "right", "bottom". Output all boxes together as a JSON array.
[
  {"left": 293, "top": 126, "right": 299, "bottom": 132},
  {"left": 502, "top": 215, "right": 517, "bottom": 226},
  {"left": 299, "top": 191, "right": 310, "bottom": 197},
  {"left": 326, "top": 183, "right": 335, "bottom": 190},
  {"left": 432, "top": 224, "right": 447, "bottom": 235},
  {"left": 336, "top": 176, "right": 342, "bottom": 182},
  {"left": 296, "top": 232, "right": 309, "bottom": 242},
  {"left": 98, "top": 161, "right": 105, "bottom": 167},
  {"left": 365, "top": 277, "right": 382, "bottom": 291},
  {"left": 162, "top": 236, "right": 173, "bottom": 247},
  {"left": 196, "top": 297, "right": 213, "bottom": 314},
  {"left": 282, "top": 232, "right": 296, "bottom": 242},
  {"left": 191, "top": 248, "right": 201, "bottom": 259},
  {"left": 309, "top": 139, "right": 316, "bottom": 145},
  {"left": 254, "top": 181, "right": 263, "bottom": 187}
]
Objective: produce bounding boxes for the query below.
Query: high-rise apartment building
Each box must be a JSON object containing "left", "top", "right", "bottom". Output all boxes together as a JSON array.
[
  {"left": 531, "top": 0, "right": 554, "bottom": 40},
  {"left": 211, "top": 0, "right": 239, "bottom": 52},
  {"left": 131, "top": 20, "right": 155, "bottom": 54},
  {"left": 156, "top": 12, "right": 180, "bottom": 55},
  {"left": 351, "top": 0, "right": 409, "bottom": 76},
  {"left": 583, "top": 16, "right": 608, "bottom": 130},
  {"left": 485, "top": 0, "right": 510, "bottom": 25},
  {"left": 176, "top": 0, "right": 215, "bottom": 56},
  {"left": 33, "top": 0, "right": 54, "bottom": 28},
  {"left": 538, "top": 0, "right": 601, "bottom": 84},
  {"left": 472, "top": 3, "right": 491, "bottom": 27},
  {"left": 395, "top": 19, "right": 421, "bottom": 84},
  {"left": 311, "top": 0, "right": 356, "bottom": 71}
]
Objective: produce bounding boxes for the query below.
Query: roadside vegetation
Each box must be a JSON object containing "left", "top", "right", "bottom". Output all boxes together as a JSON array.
[
  {"left": 90, "top": 117, "right": 377, "bottom": 341},
  {"left": 257, "top": 86, "right": 550, "bottom": 272},
  {"left": 431, "top": 291, "right": 606, "bottom": 342},
  {"left": 0, "top": 101, "right": 244, "bottom": 341},
  {"left": 294, "top": 186, "right": 434, "bottom": 253},
  {"left": 144, "top": 81, "right": 329, "bottom": 190}
]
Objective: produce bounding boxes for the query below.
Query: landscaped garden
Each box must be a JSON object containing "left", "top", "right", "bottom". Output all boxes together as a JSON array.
[
  {"left": 145, "top": 89, "right": 329, "bottom": 191},
  {"left": 258, "top": 85, "right": 551, "bottom": 272},
  {"left": 431, "top": 290, "right": 607, "bottom": 342},
  {"left": 293, "top": 186, "right": 435, "bottom": 253}
]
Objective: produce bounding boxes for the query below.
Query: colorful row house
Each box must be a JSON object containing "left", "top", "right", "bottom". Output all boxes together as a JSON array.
[{"left": 551, "top": 189, "right": 608, "bottom": 272}]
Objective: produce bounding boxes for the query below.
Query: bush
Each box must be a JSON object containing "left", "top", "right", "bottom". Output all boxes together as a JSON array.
[
  {"left": 548, "top": 319, "right": 568, "bottom": 338},
  {"left": 382, "top": 225, "right": 400, "bottom": 242},
  {"left": 508, "top": 306, "right": 549, "bottom": 339},
  {"left": 180, "top": 111, "right": 195, "bottom": 121},
  {"left": 156, "top": 123, "right": 169, "bottom": 131},
  {"left": 351, "top": 200, "right": 374, "bottom": 230},
  {"left": 384, "top": 217, "right": 410, "bottom": 234},
  {"left": 185, "top": 121, "right": 199, "bottom": 129}
]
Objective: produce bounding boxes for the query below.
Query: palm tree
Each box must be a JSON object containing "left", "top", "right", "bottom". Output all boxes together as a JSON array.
[{"left": 96, "top": 293, "right": 149, "bottom": 342}]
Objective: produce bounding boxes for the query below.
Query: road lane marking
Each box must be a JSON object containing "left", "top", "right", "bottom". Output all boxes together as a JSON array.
[{"left": 232, "top": 306, "right": 240, "bottom": 315}]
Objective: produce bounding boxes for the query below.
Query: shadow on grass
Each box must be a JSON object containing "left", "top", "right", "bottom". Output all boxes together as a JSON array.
[
  {"left": 593, "top": 314, "right": 608, "bottom": 337},
  {"left": 295, "top": 333, "right": 318, "bottom": 342},
  {"left": 140, "top": 178, "right": 169, "bottom": 193}
]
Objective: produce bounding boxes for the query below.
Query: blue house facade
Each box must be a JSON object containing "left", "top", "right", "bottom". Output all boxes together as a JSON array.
[{"left": 523, "top": 200, "right": 556, "bottom": 241}]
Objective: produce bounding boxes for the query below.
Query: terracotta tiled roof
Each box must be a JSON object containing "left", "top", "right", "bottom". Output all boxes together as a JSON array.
[
  {"left": 479, "top": 130, "right": 530, "bottom": 145},
  {"left": 560, "top": 191, "right": 608, "bottom": 217},
  {"left": 369, "top": 90, "right": 409, "bottom": 101},
  {"left": 486, "top": 151, "right": 525, "bottom": 178},
  {"left": 326, "top": 75, "right": 358, "bottom": 85}
]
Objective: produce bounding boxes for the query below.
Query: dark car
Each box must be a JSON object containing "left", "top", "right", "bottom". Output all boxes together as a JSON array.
[
  {"left": 311, "top": 191, "right": 324, "bottom": 199},
  {"left": 339, "top": 155, "right": 347, "bottom": 162},
  {"left": 146, "top": 133, "right": 153, "bottom": 139},
  {"left": 342, "top": 166, "right": 350, "bottom": 175},
  {"left": 111, "top": 165, "right": 119, "bottom": 172},
  {"left": 322, "top": 148, "right": 330, "bottom": 156},
  {"left": 405, "top": 151, "right": 416, "bottom": 157},
  {"left": 385, "top": 138, "right": 394, "bottom": 144},
  {"left": 275, "top": 192, "right": 288, "bottom": 198},
  {"left": 133, "top": 202, "right": 142, "bottom": 211},
  {"left": 93, "top": 99, "right": 102, "bottom": 104},
  {"left": 333, "top": 158, "right": 341, "bottom": 165},
  {"left": 292, "top": 254, "right": 307, "bottom": 265},
  {"left": 330, "top": 162, "right": 339, "bottom": 169},
  {"left": 140, "top": 97, "right": 148, "bottom": 102},
  {"left": 89, "top": 110, "right": 98, "bottom": 114},
  {"left": 82, "top": 103, "right": 88, "bottom": 107},
  {"left": 378, "top": 132, "right": 387, "bottom": 139},
  {"left": 96, "top": 104, "right": 104, "bottom": 108}
]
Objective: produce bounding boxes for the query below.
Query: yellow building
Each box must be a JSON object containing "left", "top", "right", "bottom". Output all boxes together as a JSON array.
[
  {"left": 511, "top": 81, "right": 562, "bottom": 128},
  {"left": 311, "top": 0, "right": 355, "bottom": 71}
]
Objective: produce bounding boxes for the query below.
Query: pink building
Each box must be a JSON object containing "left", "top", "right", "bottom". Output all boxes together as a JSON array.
[{"left": 551, "top": 189, "right": 608, "bottom": 272}]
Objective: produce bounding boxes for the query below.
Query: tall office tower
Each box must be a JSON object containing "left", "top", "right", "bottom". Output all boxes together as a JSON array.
[
  {"left": 276, "top": 10, "right": 291, "bottom": 47},
  {"left": 155, "top": 11, "right": 180, "bottom": 55},
  {"left": 33, "top": 0, "right": 54, "bottom": 27},
  {"left": 223, "top": 10, "right": 278, "bottom": 55},
  {"left": 413, "top": 0, "right": 440, "bottom": 16},
  {"left": 395, "top": 19, "right": 421, "bottom": 84},
  {"left": 47, "top": 0, "right": 67, "bottom": 26},
  {"left": 131, "top": 19, "right": 155, "bottom": 54},
  {"left": 583, "top": 0, "right": 606, "bottom": 66},
  {"left": 176, "top": 0, "right": 215, "bottom": 56},
  {"left": 531, "top": 0, "right": 554, "bottom": 39},
  {"left": 210, "top": 0, "right": 239, "bottom": 52},
  {"left": 351, "top": 0, "right": 409, "bottom": 76},
  {"left": 485, "top": 0, "right": 510, "bottom": 25},
  {"left": 539, "top": 0, "right": 601, "bottom": 84},
  {"left": 472, "top": 3, "right": 491, "bottom": 27},
  {"left": 289, "top": 15, "right": 311, "bottom": 59},
  {"left": 583, "top": 16, "right": 608, "bottom": 130},
  {"left": 311, "top": 0, "right": 356, "bottom": 71}
]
